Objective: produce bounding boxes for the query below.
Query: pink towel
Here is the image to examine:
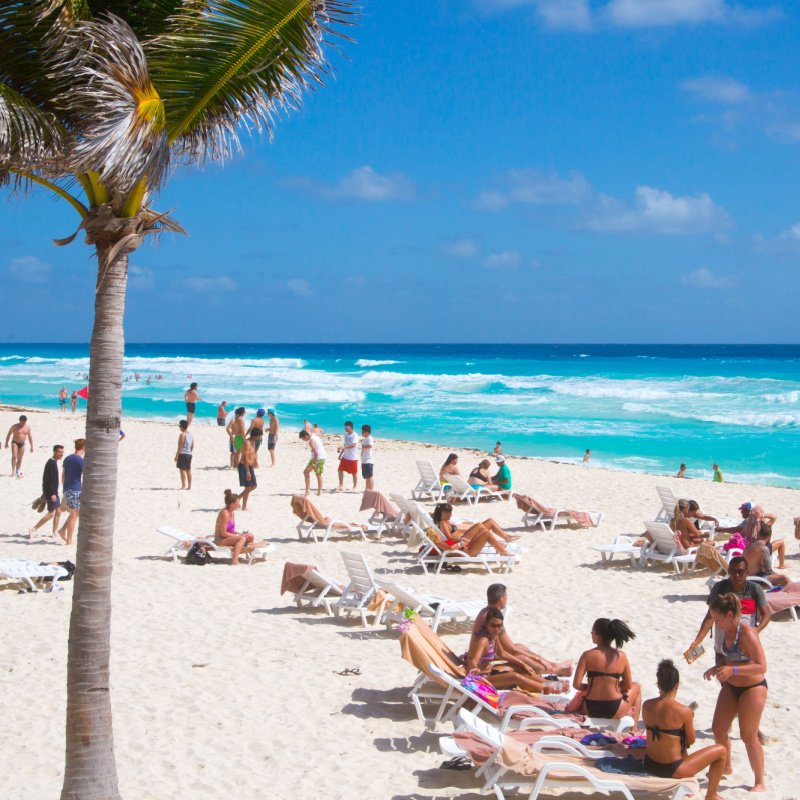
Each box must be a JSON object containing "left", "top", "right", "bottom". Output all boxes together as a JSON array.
[
  {"left": 514, "top": 493, "right": 593, "bottom": 528},
  {"left": 280, "top": 562, "right": 315, "bottom": 594},
  {"left": 360, "top": 490, "right": 399, "bottom": 517}
]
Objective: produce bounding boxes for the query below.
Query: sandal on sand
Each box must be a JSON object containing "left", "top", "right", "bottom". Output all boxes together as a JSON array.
[
  {"left": 440, "top": 757, "right": 472, "bottom": 771},
  {"left": 335, "top": 667, "right": 362, "bottom": 676}
]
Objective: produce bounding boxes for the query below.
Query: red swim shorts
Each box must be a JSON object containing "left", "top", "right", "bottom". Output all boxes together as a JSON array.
[{"left": 339, "top": 458, "right": 358, "bottom": 475}]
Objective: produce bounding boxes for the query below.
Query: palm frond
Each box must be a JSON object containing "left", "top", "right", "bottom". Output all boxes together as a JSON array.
[{"left": 147, "top": 0, "right": 356, "bottom": 164}]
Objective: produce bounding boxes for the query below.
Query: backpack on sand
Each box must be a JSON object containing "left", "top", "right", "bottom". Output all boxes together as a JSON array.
[{"left": 185, "top": 542, "right": 212, "bottom": 565}]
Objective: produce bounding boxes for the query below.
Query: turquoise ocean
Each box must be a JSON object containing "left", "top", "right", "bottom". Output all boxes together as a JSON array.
[{"left": 1, "top": 343, "right": 799, "bottom": 489}]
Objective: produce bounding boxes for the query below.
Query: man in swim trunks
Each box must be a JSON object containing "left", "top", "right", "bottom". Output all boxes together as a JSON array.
[
  {"left": 226, "top": 406, "right": 246, "bottom": 468},
  {"left": 58, "top": 386, "right": 68, "bottom": 412},
  {"left": 743, "top": 523, "right": 789, "bottom": 586},
  {"left": 5, "top": 414, "right": 34, "bottom": 477},
  {"left": 246, "top": 409, "right": 266, "bottom": 467},
  {"left": 267, "top": 408, "right": 279, "bottom": 467},
  {"left": 336, "top": 420, "right": 359, "bottom": 491},
  {"left": 300, "top": 429, "right": 326, "bottom": 497},
  {"left": 30, "top": 444, "right": 64, "bottom": 537},
  {"left": 184, "top": 382, "right": 201, "bottom": 425},
  {"left": 58, "top": 438, "right": 85, "bottom": 545},
  {"left": 216, "top": 401, "right": 228, "bottom": 427}
]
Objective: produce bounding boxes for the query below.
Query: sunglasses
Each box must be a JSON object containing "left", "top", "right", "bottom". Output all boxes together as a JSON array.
[{"left": 729, "top": 568, "right": 746, "bottom": 575}]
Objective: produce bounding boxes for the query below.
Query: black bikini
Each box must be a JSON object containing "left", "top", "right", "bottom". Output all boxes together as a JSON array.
[
  {"left": 720, "top": 620, "right": 769, "bottom": 699},
  {"left": 583, "top": 670, "right": 624, "bottom": 718},
  {"left": 643, "top": 724, "right": 687, "bottom": 777}
]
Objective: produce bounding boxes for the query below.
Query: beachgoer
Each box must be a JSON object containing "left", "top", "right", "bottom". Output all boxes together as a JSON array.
[
  {"left": 184, "top": 382, "right": 201, "bottom": 425},
  {"left": 676, "top": 463, "right": 687, "bottom": 478},
  {"left": 583, "top": 448, "right": 591, "bottom": 463},
  {"left": 493, "top": 441, "right": 503, "bottom": 456},
  {"left": 712, "top": 463, "right": 724, "bottom": 483},
  {"left": 214, "top": 489, "right": 255, "bottom": 566},
  {"left": 336, "top": 420, "right": 359, "bottom": 491},
  {"left": 360, "top": 424, "right": 374, "bottom": 490},
  {"left": 267, "top": 408, "right": 279, "bottom": 467},
  {"left": 672, "top": 499, "right": 709, "bottom": 548},
  {"left": 70, "top": 389, "right": 78, "bottom": 413},
  {"left": 429, "top": 503, "right": 515, "bottom": 557},
  {"left": 246, "top": 409, "right": 266, "bottom": 468},
  {"left": 704, "top": 592, "right": 768, "bottom": 793},
  {"left": 718, "top": 503, "right": 778, "bottom": 547},
  {"left": 468, "top": 459, "right": 492, "bottom": 488},
  {"left": 743, "top": 523, "right": 788, "bottom": 586},
  {"left": 175, "top": 420, "right": 194, "bottom": 490},
  {"left": 490, "top": 454, "right": 512, "bottom": 492},
  {"left": 439, "top": 453, "right": 461, "bottom": 487},
  {"left": 687, "top": 500, "right": 719, "bottom": 530},
  {"left": 216, "top": 401, "right": 228, "bottom": 427},
  {"left": 642, "top": 659, "right": 727, "bottom": 799},
  {"left": 58, "top": 438, "right": 85, "bottom": 545},
  {"left": 237, "top": 437, "right": 257, "bottom": 510},
  {"left": 473, "top": 584, "right": 573, "bottom": 677},
  {"left": 688, "top": 556, "right": 770, "bottom": 669},
  {"left": 5, "top": 414, "right": 34, "bottom": 477},
  {"left": 464, "top": 609, "right": 566, "bottom": 694},
  {"left": 30, "top": 444, "right": 64, "bottom": 537},
  {"left": 300, "top": 428, "right": 326, "bottom": 497},
  {"left": 565, "top": 618, "right": 642, "bottom": 727},
  {"left": 226, "top": 406, "right": 246, "bottom": 468},
  {"left": 58, "top": 386, "right": 68, "bottom": 413}
]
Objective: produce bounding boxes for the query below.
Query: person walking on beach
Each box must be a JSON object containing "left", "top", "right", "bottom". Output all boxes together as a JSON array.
[
  {"left": 184, "top": 382, "right": 201, "bottom": 425},
  {"left": 300, "top": 428, "right": 326, "bottom": 497},
  {"left": 337, "top": 420, "right": 359, "bottom": 491},
  {"left": 237, "top": 437, "right": 257, "bottom": 510},
  {"left": 267, "top": 408, "right": 279, "bottom": 467},
  {"left": 216, "top": 401, "right": 228, "bottom": 427},
  {"left": 30, "top": 444, "right": 64, "bottom": 537},
  {"left": 226, "top": 406, "right": 246, "bottom": 468},
  {"left": 5, "top": 414, "right": 34, "bottom": 477},
  {"left": 70, "top": 389, "right": 78, "bottom": 413},
  {"left": 58, "top": 438, "right": 85, "bottom": 544},
  {"left": 712, "top": 463, "right": 724, "bottom": 483},
  {"left": 246, "top": 408, "right": 266, "bottom": 467},
  {"left": 175, "top": 420, "right": 194, "bottom": 490},
  {"left": 58, "top": 386, "right": 68, "bottom": 412},
  {"left": 360, "top": 424, "right": 375, "bottom": 490}
]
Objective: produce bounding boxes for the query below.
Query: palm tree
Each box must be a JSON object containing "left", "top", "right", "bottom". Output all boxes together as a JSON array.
[{"left": 0, "top": 2, "right": 354, "bottom": 798}]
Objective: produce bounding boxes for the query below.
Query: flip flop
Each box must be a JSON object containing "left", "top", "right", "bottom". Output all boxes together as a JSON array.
[{"left": 440, "top": 756, "right": 472, "bottom": 770}]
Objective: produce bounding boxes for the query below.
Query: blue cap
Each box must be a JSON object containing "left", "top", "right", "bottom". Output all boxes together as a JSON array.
[
  {"left": 267, "top": 408, "right": 275, "bottom": 415},
  {"left": 739, "top": 501, "right": 752, "bottom": 511},
  {"left": 257, "top": 408, "right": 266, "bottom": 417}
]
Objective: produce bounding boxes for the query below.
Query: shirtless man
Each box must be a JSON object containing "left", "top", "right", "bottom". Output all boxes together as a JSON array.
[
  {"left": 226, "top": 406, "right": 247, "bottom": 468},
  {"left": 5, "top": 414, "right": 34, "bottom": 477},
  {"left": 184, "top": 382, "right": 201, "bottom": 425},
  {"left": 58, "top": 386, "right": 68, "bottom": 413},
  {"left": 267, "top": 408, "right": 279, "bottom": 467},
  {"left": 744, "top": 524, "right": 789, "bottom": 586}
]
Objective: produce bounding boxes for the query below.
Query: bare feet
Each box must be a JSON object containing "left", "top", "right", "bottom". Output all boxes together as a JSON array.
[
  {"left": 57, "top": 528, "right": 67, "bottom": 543},
  {"left": 749, "top": 784, "right": 766, "bottom": 793}
]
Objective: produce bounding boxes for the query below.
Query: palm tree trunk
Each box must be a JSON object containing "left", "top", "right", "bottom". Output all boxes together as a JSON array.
[{"left": 61, "top": 244, "right": 127, "bottom": 800}]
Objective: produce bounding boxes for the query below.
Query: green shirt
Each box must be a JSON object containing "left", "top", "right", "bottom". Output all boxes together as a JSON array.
[
  {"left": 495, "top": 463, "right": 511, "bottom": 490},
  {"left": 713, "top": 468, "right": 724, "bottom": 482}
]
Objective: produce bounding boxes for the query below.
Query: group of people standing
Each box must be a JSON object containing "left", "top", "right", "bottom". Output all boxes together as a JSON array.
[{"left": 29, "top": 439, "right": 85, "bottom": 544}]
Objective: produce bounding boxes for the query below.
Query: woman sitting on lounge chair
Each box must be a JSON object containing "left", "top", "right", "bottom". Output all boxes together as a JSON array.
[
  {"left": 468, "top": 459, "right": 491, "bottom": 488},
  {"left": 672, "top": 499, "right": 708, "bottom": 549},
  {"left": 214, "top": 489, "right": 257, "bottom": 566},
  {"left": 439, "top": 453, "right": 461, "bottom": 486},
  {"left": 465, "top": 609, "right": 567, "bottom": 694},
  {"left": 430, "top": 503, "right": 516, "bottom": 556},
  {"left": 642, "top": 659, "right": 726, "bottom": 799},
  {"left": 565, "top": 617, "right": 642, "bottom": 726}
]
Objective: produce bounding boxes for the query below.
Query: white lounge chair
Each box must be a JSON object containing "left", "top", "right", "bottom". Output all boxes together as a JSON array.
[
  {"left": 655, "top": 485, "right": 680, "bottom": 523},
  {"left": 376, "top": 579, "right": 483, "bottom": 632},
  {"left": 641, "top": 522, "right": 697, "bottom": 574},
  {"left": 291, "top": 568, "right": 344, "bottom": 615},
  {"left": 515, "top": 494, "right": 603, "bottom": 531},
  {"left": 411, "top": 459, "right": 447, "bottom": 502},
  {"left": 333, "top": 551, "right": 391, "bottom": 627},
  {"left": 591, "top": 534, "right": 644, "bottom": 567},
  {"left": 446, "top": 473, "right": 508, "bottom": 505},
  {"left": 290, "top": 496, "right": 365, "bottom": 544},
  {"left": 0, "top": 559, "right": 68, "bottom": 592},
  {"left": 157, "top": 525, "right": 274, "bottom": 564}
]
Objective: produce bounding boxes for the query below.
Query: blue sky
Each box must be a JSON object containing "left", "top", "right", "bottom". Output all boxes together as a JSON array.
[{"left": 2, "top": 0, "right": 800, "bottom": 343}]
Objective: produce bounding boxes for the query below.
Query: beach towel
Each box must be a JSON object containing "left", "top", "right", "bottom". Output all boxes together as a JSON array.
[
  {"left": 514, "top": 493, "right": 594, "bottom": 529},
  {"left": 695, "top": 542, "right": 728, "bottom": 573},
  {"left": 766, "top": 581, "right": 800, "bottom": 615},
  {"left": 359, "top": 490, "right": 399, "bottom": 517},
  {"left": 291, "top": 495, "right": 329, "bottom": 524},
  {"left": 280, "top": 562, "right": 315, "bottom": 594}
]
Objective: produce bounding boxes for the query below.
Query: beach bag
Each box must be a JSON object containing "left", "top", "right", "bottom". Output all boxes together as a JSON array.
[
  {"left": 31, "top": 494, "right": 47, "bottom": 513},
  {"left": 794, "top": 517, "right": 800, "bottom": 541},
  {"left": 462, "top": 673, "right": 502, "bottom": 708},
  {"left": 185, "top": 542, "right": 211, "bottom": 565}
]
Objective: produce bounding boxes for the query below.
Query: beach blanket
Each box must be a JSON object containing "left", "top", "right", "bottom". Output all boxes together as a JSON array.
[
  {"left": 514, "top": 493, "right": 594, "bottom": 529},
  {"left": 280, "top": 562, "right": 315, "bottom": 594},
  {"left": 290, "top": 495, "right": 329, "bottom": 524},
  {"left": 359, "top": 490, "right": 399, "bottom": 518},
  {"left": 766, "top": 581, "right": 800, "bottom": 616}
]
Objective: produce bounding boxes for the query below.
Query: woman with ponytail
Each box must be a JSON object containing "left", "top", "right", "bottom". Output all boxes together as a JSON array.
[
  {"left": 214, "top": 489, "right": 257, "bottom": 565},
  {"left": 705, "top": 592, "right": 768, "bottom": 793},
  {"left": 565, "top": 618, "right": 641, "bottom": 727},
  {"left": 642, "top": 659, "right": 727, "bottom": 798}
]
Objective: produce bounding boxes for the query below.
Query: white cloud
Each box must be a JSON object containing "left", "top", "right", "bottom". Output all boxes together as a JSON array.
[
  {"left": 681, "top": 267, "right": 737, "bottom": 289},
  {"left": 286, "top": 278, "right": 312, "bottom": 297},
  {"left": 185, "top": 276, "right": 237, "bottom": 292},
  {"left": 443, "top": 238, "right": 481, "bottom": 258},
  {"left": 606, "top": 0, "right": 725, "bottom": 27},
  {"left": 9, "top": 255, "right": 50, "bottom": 283},
  {"left": 290, "top": 166, "right": 415, "bottom": 202},
  {"left": 475, "top": 170, "right": 591, "bottom": 210},
  {"left": 586, "top": 186, "right": 731, "bottom": 235},
  {"left": 780, "top": 223, "right": 800, "bottom": 240},
  {"left": 536, "top": 0, "right": 593, "bottom": 30},
  {"left": 680, "top": 76, "right": 753, "bottom": 104},
  {"left": 128, "top": 264, "right": 154, "bottom": 290},
  {"left": 485, "top": 250, "right": 522, "bottom": 269}
]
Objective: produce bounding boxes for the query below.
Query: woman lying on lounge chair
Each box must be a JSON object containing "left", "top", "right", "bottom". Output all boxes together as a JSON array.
[
  {"left": 430, "top": 503, "right": 518, "bottom": 556},
  {"left": 465, "top": 609, "right": 567, "bottom": 694},
  {"left": 214, "top": 489, "right": 265, "bottom": 565},
  {"left": 642, "top": 659, "right": 727, "bottom": 799},
  {"left": 565, "top": 617, "right": 642, "bottom": 727}
]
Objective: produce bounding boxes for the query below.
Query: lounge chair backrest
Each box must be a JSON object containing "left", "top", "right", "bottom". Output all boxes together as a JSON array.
[
  {"left": 457, "top": 708, "right": 504, "bottom": 749},
  {"left": 644, "top": 521, "right": 687, "bottom": 554},
  {"left": 377, "top": 581, "right": 432, "bottom": 614},
  {"left": 656, "top": 486, "right": 680, "bottom": 521},
  {"left": 340, "top": 551, "right": 377, "bottom": 595},
  {"left": 417, "top": 459, "right": 440, "bottom": 486},
  {"left": 447, "top": 474, "right": 474, "bottom": 493}
]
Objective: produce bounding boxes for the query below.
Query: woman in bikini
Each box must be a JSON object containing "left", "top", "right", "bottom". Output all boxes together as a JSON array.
[
  {"left": 439, "top": 453, "right": 461, "bottom": 486},
  {"left": 468, "top": 459, "right": 491, "bottom": 488},
  {"left": 705, "top": 592, "right": 767, "bottom": 793},
  {"left": 566, "top": 618, "right": 641, "bottom": 727},
  {"left": 431, "top": 503, "right": 517, "bottom": 557},
  {"left": 465, "top": 609, "right": 566, "bottom": 694},
  {"left": 672, "top": 499, "right": 708, "bottom": 549},
  {"left": 643, "top": 659, "right": 727, "bottom": 799},
  {"left": 214, "top": 489, "right": 256, "bottom": 565}
]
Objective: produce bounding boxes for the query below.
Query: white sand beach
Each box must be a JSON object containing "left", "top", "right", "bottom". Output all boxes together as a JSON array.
[{"left": 2, "top": 407, "right": 799, "bottom": 800}]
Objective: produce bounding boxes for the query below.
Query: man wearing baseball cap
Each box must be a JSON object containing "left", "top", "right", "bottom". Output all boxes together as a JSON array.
[
  {"left": 490, "top": 453, "right": 512, "bottom": 494},
  {"left": 717, "top": 501, "right": 777, "bottom": 536}
]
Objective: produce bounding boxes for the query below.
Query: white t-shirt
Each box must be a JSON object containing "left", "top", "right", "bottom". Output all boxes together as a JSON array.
[
  {"left": 360, "top": 435, "right": 374, "bottom": 464},
  {"left": 309, "top": 434, "right": 326, "bottom": 461},
  {"left": 341, "top": 431, "right": 359, "bottom": 461}
]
